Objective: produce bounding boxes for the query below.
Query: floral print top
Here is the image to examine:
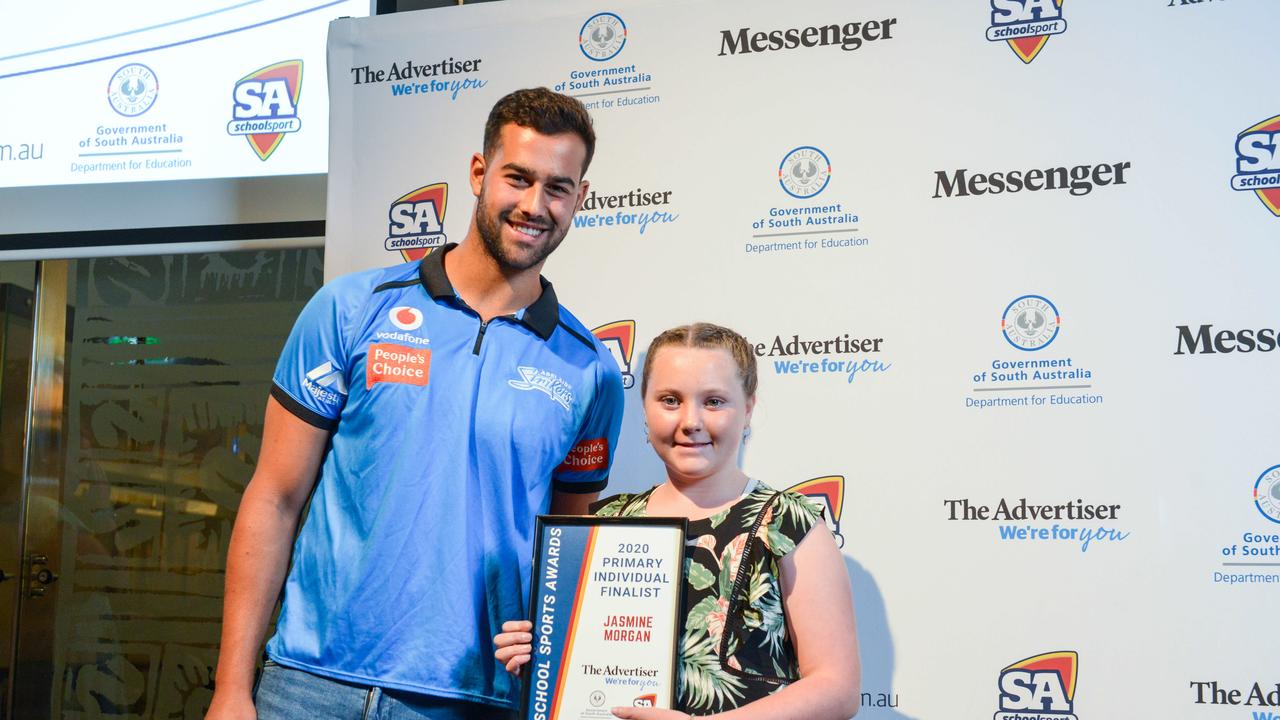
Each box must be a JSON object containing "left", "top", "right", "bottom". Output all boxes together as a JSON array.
[{"left": 591, "top": 481, "right": 823, "bottom": 714}]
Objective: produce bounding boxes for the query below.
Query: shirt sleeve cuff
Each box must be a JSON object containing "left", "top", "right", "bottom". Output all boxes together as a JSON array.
[
  {"left": 552, "top": 477, "right": 608, "bottom": 494},
  {"left": 270, "top": 383, "right": 338, "bottom": 431}
]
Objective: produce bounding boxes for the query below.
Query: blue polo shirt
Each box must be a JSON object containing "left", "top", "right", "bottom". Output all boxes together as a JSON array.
[{"left": 265, "top": 244, "right": 624, "bottom": 706}]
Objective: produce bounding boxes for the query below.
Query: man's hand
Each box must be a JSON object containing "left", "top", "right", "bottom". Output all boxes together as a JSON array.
[
  {"left": 494, "top": 620, "right": 534, "bottom": 674},
  {"left": 610, "top": 708, "right": 692, "bottom": 720},
  {"left": 204, "top": 691, "right": 256, "bottom": 720}
]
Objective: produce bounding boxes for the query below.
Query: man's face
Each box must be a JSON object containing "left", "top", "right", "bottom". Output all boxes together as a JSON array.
[{"left": 471, "top": 124, "right": 589, "bottom": 273}]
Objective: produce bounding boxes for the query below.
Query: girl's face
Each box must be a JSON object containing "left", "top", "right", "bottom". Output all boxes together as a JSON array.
[{"left": 643, "top": 346, "right": 755, "bottom": 486}]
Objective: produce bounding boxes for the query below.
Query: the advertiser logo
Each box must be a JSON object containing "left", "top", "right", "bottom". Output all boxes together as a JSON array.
[
  {"left": 718, "top": 17, "right": 898, "bottom": 56},
  {"left": 591, "top": 320, "right": 637, "bottom": 389},
  {"left": 351, "top": 57, "right": 486, "bottom": 101},
  {"left": 1231, "top": 114, "right": 1280, "bottom": 217},
  {"left": 1174, "top": 323, "right": 1278, "bottom": 355},
  {"left": 228, "top": 60, "right": 302, "bottom": 161},
  {"left": 508, "top": 366, "right": 575, "bottom": 411},
  {"left": 386, "top": 183, "right": 448, "bottom": 262},
  {"left": 944, "top": 498, "right": 1128, "bottom": 552},
  {"left": 571, "top": 187, "right": 679, "bottom": 235},
  {"left": 107, "top": 63, "right": 158, "bottom": 117},
  {"left": 969, "top": 295, "right": 1101, "bottom": 409},
  {"left": 787, "top": 475, "right": 846, "bottom": 547},
  {"left": 366, "top": 343, "right": 430, "bottom": 389},
  {"left": 1002, "top": 295, "right": 1060, "bottom": 351},
  {"left": 580, "top": 12, "right": 627, "bottom": 61},
  {"left": 987, "top": 0, "right": 1066, "bottom": 64},
  {"left": 748, "top": 147, "right": 868, "bottom": 256},
  {"left": 557, "top": 12, "right": 656, "bottom": 111},
  {"left": 933, "top": 161, "right": 1131, "bottom": 199},
  {"left": 753, "top": 333, "right": 891, "bottom": 384},
  {"left": 1190, "top": 680, "right": 1280, "bottom": 708},
  {"left": 995, "top": 651, "right": 1079, "bottom": 720}
]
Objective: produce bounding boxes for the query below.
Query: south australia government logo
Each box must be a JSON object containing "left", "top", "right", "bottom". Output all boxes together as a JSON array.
[
  {"left": 228, "top": 60, "right": 302, "bottom": 161},
  {"left": 591, "top": 320, "right": 636, "bottom": 389},
  {"left": 1002, "top": 295, "right": 1060, "bottom": 351},
  {"left": 1256, "top": 464, "right": 1280, "bottom": 525},
  {"left": 787, "top": 475, "right": 846, "bottom": 547},
  {"left": 996, "top": 651, "right": 1079, "bottom": 720},
  {"left": 779, "top": 146, "right": 831, "bottom": 199},
  {"left": 386, "top": 183, "right": 448, "bottom": 262},
  {"left": 1232, "top": 114, "right": 1280, "bottom": 217},
  {"left": 987, "top": 0, "right": 1067, "bottom": 64},
  {"left": 107, "top": 63, "right": 158, "bottom": 117},
  {"left": 580, "top": 12, "right": 627, "bottom": 61}
]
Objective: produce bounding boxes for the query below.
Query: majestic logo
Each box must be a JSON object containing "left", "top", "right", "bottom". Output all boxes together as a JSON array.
[
  {"left": 107, "top": 63, "right": 159, "bottom": 117},
  {"left": 389, "top": 306, "right": 423, "bottom": 331},
  {"left": 1255, "top": 464, "right": 1280, "bottom": 525},
  {"left": 508, "top": 366, "right": 575, "bottom": 410},
  {"left": 1002, "top": 295, "right": 1060, "bottom": 351},
  {"left": 228, "top": 60, "right": 303, "bottom": 161},
  {"left": 788, "top": 475, "right": 846, "bottom": 547},
  {"left": 591, "top": 320, "right": 636, "bottom": 389},
  {"left": 996, "top": 651, "right": 1079, "bottom": 720},
  {"left": 580, "top": 13, "right": 627, "bottom": 62},
  {"left": 987, "top": 0, "right": 1067, "bottom": 64},
  {"left": 1231, "top": 114, "right": 1280, "bottom": 217},
  {"left": 303, "top": 360, "right": 347, "bottom": 406},
  {"left": 779, "top": 146, "right": 831, "bottom": 199},
  {"left": 386, "top": 183, "right": 449, "bottom": 262},
  {"left": 633, "top": 694, "right": 657, "bottom": 707}
]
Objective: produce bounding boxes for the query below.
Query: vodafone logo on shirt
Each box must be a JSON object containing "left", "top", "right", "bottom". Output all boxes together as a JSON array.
[
  {"left": 367, "top": 343, "right": 431, "bottom": 389},
  {"left": 389, "top": 306, "right": 423, "bottom": 330}
]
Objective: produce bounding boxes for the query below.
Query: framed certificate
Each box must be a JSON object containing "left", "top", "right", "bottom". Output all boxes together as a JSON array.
[{"left": 521, "top": 515, "right": 687, "bottom": 720}]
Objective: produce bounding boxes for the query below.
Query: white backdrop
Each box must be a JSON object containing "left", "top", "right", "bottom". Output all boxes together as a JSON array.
[{"left": 325, "top": 1, "right": 1280, "bottom": 717}]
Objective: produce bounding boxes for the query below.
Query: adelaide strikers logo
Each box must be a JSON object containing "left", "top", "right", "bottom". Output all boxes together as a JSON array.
[
  {"left": 995, "top": 651, "right": 1079, "bottom": 720},
  {"left": 1001, "top": 295, "right": 1060, "bottom": 351},
  {"left": 580, "top": 12, "right": 627, "bottom": 62},
  {"left": 591, "top": 320, "right": 636, "bottom": 389},
  {"left": 386, "top": 183, "right": 449, "bottom": 262},
  {"left": 228, "top": 60, "right": 303, "bottom": 161},
  {"left": 107, "top": 63, "right": 158, "bottom": 117},
  {"left": 1254, "top": 464, "right": 1280, "bottom": 525},
  {"left": 787, "top": 475, "right": 845, "bottom": 547},
  {"left": 1231, "top": 114, "right": 1280, "bottom": 217},
  {"left": 779, "top": 146, "right": 831, "bottom": 199},
  {"left": 987, "top": 0, "right": 1067, "bottom": 64}
]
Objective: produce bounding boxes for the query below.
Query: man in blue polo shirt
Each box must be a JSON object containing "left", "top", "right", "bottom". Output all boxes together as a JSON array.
[{"left": 208, "top": 88, "right": 624, "bottom": 720}]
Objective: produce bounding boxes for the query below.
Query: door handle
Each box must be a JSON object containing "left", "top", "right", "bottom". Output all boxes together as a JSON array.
[{"left": 27, "top": 553, "right": 58, "bottom": 598}]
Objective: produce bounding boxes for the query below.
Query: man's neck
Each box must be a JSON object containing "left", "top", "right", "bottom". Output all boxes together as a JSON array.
[{"left": 443, "top": 234, "right": 544, "bottom": 322}]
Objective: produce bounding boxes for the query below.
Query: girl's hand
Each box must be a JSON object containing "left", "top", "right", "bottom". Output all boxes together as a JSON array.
[
  {"left": 493, "top": 620, "right": 534, "bottom": 674},
  {"left": 610, "top": 708, "right": 692, "bottom": 719}
]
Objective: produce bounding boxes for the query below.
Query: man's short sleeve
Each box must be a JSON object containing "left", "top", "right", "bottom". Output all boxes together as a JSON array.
[
  {"left": 270, "top": 280, "right": 360, "bottom": 430},
  {"left": 553, "top": 353, "right": 625, "bottom": 494}
]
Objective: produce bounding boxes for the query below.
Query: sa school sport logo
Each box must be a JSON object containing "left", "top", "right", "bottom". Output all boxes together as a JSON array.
[
  {"left": 1002, "top": 295, "right": 1060, "bottom": 351},
  {"left": 386, "top": 183, "right": 448, "bottom": 262},
  {"left": 787, "top": 475, "right": 846, "bottom": 547},
  {"left": 1232, "top": 114, "right": 1280, "bottom": 217},
  {"left": 987, "top": 0, "right": 1066, "bottom": 64},
  {"left": 996, "top": 651, "right": 1079, "bottom": 720},
  {"left": 591, "top": 320, "right": 636, "bottom": 389},
  {"left": 228, "top": 60, "right": 302, "bottom": 161}
]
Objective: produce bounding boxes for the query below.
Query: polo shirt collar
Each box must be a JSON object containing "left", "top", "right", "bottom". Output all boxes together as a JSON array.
[{"left": 419, "top": 243, "right": 560, "bottom": 340}]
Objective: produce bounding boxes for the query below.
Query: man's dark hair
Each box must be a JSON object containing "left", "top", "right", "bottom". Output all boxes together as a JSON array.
[{"left": 483, "top": 87, "right": 596, "bottom": 177}]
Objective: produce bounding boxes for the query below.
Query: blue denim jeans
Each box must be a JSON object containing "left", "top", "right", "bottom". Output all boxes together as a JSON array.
[{"left": 254, "top": 661, "right": 513, "bottom": 720}]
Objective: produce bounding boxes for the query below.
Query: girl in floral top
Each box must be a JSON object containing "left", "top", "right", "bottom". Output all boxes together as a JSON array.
[{"left": 495, "top": 323, "right": 860, "bottom": 719}]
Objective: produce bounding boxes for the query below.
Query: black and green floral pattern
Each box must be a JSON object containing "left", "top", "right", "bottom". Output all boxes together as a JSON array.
[{"left": 592, "top": 482, "right": 823, "bottom": 714}]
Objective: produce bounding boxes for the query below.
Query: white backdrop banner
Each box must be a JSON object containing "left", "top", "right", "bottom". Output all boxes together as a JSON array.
[{"left": 325, "top": 1, "right": 1280, "bottom": 717}]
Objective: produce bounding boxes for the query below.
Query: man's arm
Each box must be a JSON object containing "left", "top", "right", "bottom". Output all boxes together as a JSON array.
[
  {"left": 207, "top": 396, "right": 331, "bottom": 719},
  {"left": 550, "top": 489, "right": 599, "bottom": 515}
]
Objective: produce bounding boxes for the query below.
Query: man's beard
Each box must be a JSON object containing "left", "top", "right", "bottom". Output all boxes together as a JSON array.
[{"left": 476, "top": 188, "right": 566, "bottom": 273}]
